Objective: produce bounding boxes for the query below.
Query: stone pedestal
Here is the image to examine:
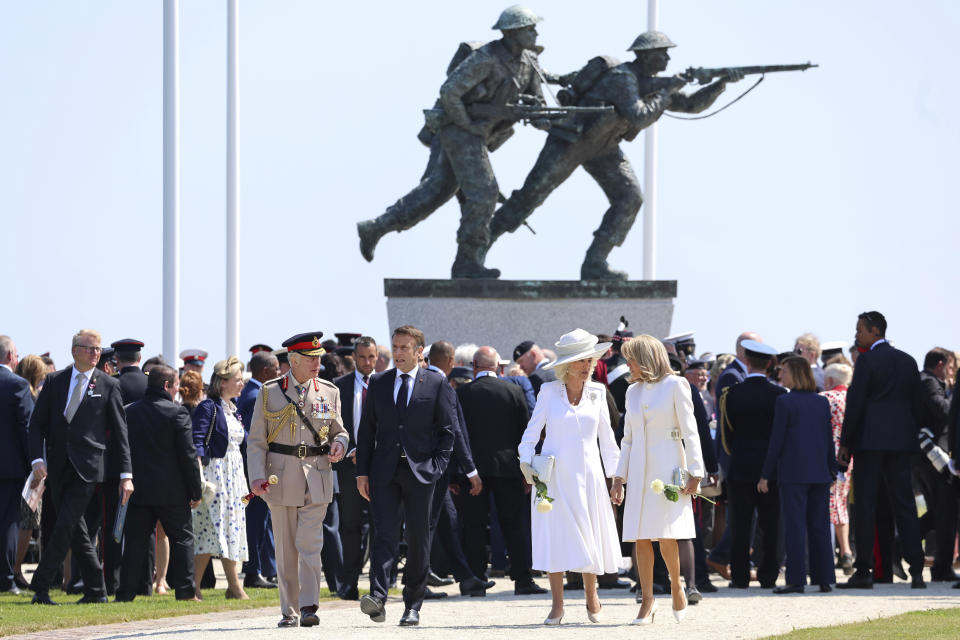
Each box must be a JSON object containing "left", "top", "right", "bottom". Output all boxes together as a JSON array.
[{"left": 384, "top": 279, "right": 676, "bottom": 359}]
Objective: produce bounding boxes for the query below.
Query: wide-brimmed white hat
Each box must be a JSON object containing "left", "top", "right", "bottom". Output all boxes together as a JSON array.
[{"left": 542, "top": 328, "right": 612, "bottom": 369}]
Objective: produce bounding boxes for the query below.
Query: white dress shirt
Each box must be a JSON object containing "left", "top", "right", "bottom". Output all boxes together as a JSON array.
[
  {"left": 870, "top": 338, "right": 888, "bottom": 350},
  {"left": 474, "top": 370, "right": 496, "bottom": 379},
  {"left": 392, "top": 366, "right": 418, "bottom": 404},
  {"left": 0, "top": 363, "right": 11, "bottom": 373},
  {"left": 352, "top": 369, "right": 369, "bottom": 441}
]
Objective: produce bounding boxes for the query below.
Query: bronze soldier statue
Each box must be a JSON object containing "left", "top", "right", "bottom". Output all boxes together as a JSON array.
[
  {"left": 357, "top": 6, "right": 549, "bottom": 279},
  {"left": 481, "top": 31, "right": 744, "bottom": 280}
]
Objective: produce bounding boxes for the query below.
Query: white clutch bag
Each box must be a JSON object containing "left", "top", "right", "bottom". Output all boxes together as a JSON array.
[{"left": 531, "top": 455, "right": 555, "bottom": 483}]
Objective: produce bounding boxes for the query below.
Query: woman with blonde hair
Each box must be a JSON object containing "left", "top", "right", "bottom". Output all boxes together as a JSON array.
[
  {"left": 518, "top": 329, "right": 621, "bottom": 625},
  {"left": 821, "top": 362, "right": 854, "bottom": 574},
  {"left": 14, "top": 354, "right": 47, "bottom": 589},
  {"left": 610, "top": 335, "right": 705, "bottom": 624},
  {"left": 190, "top": 356, "right": 249, "bottom": 599}
]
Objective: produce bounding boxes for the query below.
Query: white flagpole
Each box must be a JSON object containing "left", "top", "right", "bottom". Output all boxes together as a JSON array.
[
  {"left": 163, "top": 0, "right": 181, "bottom": 365},
  {"left": 642, "top": 0, "right": 658, "bottom": 280},
  {"left": 226, "top": 0, "right": 240, "bottom": 358}
]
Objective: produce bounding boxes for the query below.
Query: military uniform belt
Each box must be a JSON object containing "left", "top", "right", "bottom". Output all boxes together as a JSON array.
[{"left": 268, "top": 442, "right": 330, "bottom": 459}]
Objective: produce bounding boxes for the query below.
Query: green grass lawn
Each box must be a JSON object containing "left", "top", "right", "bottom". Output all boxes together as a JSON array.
[
  {"left": 763, "top": 607, "right": 960, "bottom": 639},
  {"left": 0, "top": 587, "right": 296, "bottom": 637}
]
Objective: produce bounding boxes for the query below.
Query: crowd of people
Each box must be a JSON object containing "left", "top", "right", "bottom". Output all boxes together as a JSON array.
[{"left": 0, "top": 308, "right": 958, "bottom": 627}]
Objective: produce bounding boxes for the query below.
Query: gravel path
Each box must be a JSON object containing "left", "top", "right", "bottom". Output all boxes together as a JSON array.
[{"left": 10, "top": 571, "right": 960, "bottom": 640}]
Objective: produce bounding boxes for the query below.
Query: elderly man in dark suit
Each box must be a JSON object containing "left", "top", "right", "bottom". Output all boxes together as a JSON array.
[
  {"left": 116, "top": 365, "right": 202, "bottom": 601},
  {"left": 356, "top": 325, "right": 456, "bottom": 627},
  {"left": 838, "top": 311, "right": 926, "bottom": 589},
  {"left": 513, "top": 340, "right": 556, "bottom": 397},
  {"left": 112, "top": 339, "right": 148, "bottom": 404},
  {"left": 457, "top": 346, "right": 546, "bottom": 595},
  {"left": 0, "top": 336, "right": 33, "bottom": 595},
  {"left": 238, "top": 349, "right": 280, "bottom": 589},
  {"left": 333, "top": 335, "right": 378, "bottom": 600},
  {"left": 28, "top": 329, "right": 133, "bottom": 605}
]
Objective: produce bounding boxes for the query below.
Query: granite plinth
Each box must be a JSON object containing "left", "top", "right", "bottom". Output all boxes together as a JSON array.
[{"left": 384, "top": 279, "right": 676, "bottom": 359}]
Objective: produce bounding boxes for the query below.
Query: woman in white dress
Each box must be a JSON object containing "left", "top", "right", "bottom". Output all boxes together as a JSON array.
[
  {"left": 610, "top": 335, "right": 705, "bottom": 624},
  {"left": 518, "top": 329, "right": 621, "bottom": 625},
  {"left": 191, "top": 357, "right": 250, "bottom": 599}
]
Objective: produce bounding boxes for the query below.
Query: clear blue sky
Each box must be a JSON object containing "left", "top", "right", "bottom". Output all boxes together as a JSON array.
[{"left": 3, "top": 1, "right": 958, "bottom": 368}]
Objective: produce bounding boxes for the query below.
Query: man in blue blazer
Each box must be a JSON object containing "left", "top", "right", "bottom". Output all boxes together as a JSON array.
[
  {"left": 356, "top": 325, "right": 456, "bottom": 627},
  {"left": 0, "top": 336, "right": 33, "bottom": 595},
  {"left": 839, "top": 311, "right": 925, "bottom": 589}
]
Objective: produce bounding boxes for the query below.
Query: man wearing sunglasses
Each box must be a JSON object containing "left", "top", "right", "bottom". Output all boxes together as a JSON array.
[{"left": 27, "top": 329, "right": 132, "bottom": 605}]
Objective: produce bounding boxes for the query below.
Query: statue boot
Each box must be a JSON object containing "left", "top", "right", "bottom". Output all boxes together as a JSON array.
[
  {"left": 581, "top": 237, "right": 628, "bottom": 280},
  {"left": 357, "top": 220, "right": 385, "bottom": 263},
  {"left": 451, "top": 243, "right": 501, "bottom": 279}
]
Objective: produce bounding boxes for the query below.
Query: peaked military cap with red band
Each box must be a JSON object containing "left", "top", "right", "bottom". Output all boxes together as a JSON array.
[
  {"left": 179, "top": 349, "right": 208, "bottom": 365},
  {"left": 249, "top": 343, "right": 273, "bottom": 354},
  {"left": 111, "top": 338, "right": 145, "bottom": 352},
  {"left": 282, "top": 332, "right": 326, "bottom": 356}
]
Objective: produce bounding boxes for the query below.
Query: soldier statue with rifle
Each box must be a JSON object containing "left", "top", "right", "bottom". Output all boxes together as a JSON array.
[
  {"left": 480, "top": 31, "right": 814, "bottom": 279},
  {"left": 356, "top": 6, "right": 609, "bottom": 279}
]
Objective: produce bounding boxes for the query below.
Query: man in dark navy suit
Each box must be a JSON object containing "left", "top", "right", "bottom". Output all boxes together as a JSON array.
[
  {"left": 116, "top": 365, "right": 203, "bottom": 601},
  {"left": 112, "top": 339, "right": 148, "bottom": 404},
  {"left": 838, "top": 311, "right": 926, "bottom": 589},
  {"left": 719, "top": 339, "right": 786, "bottom": 589},
  {"left": 513, "top": 340, "right": 556, "bottom": 397},
  {"left": 0, "top": 336, "right": 33, "bottom": 595},
  {"left": 28, "top": 329, "right": 133, "bottom": 605},
  {"left": 238, "top": 348, "right": 280, "bottom": 589},
  {"left": 356, "top": 325, "right": 456, "bottom": 627},
  {"left": 333, "top": 335, "right": 378, "bottom": 600}
]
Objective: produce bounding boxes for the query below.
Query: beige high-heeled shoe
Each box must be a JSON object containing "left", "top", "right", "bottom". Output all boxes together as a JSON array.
[
  {"left": 586, "top": 603, "right": 602, "bottom": 623},
  {"left": 543, "top": 610, "right": 564, "bottom": 625},
  {"left": 631, "top": 600, "right": 658, "bottom": 625}
]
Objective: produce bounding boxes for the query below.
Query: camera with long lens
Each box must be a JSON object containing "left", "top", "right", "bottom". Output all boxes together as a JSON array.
[{"left": 918, "top": 427, "right": 951, "bottom": 476}]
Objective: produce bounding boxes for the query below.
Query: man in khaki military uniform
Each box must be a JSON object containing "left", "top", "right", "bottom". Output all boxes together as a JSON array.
[{"left": 248, "top": 332, "right": 348, "bottom": 628}]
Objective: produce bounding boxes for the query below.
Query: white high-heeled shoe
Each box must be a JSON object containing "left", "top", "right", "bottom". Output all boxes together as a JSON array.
[
  {"left": 631, "top": 600, "right": 658, "bottom": 625},
  {"left": 543, "top": 610, "right": 564, "bottom": 625},
  {"left": 673, "top": 594, "right": 688, "bottom": 623},
  {"left": 586, "top": 604, "right": 602, "bottom": 623}
]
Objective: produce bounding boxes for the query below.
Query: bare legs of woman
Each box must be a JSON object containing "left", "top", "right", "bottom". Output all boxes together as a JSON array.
[
  {"left": 636, "top": 539, "right": 687, "bottom": 621},
  {"left": 659, "top": 539, "right": 687, "bottom": 617},
  {"left": 14, "top": 529, "right": 33, "bottom": 588},
  {"left": 153, "top": 523, "right": 170, "bottom": 595},
  {"left": 836, "top": 522, "right": 852, "bottom": 557},
  {"left": 583, "top": 573, "right": 601, "bottom": 617},
  {"left": 194, "top": 554, "right": 249, "bottom": 600},
  {"left": 547, "top": 572, "right": 564, "bottom": 621}
]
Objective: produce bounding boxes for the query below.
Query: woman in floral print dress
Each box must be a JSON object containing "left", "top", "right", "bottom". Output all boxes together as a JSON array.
[{"left": 821, "top": 362, "right": 854, "bottom": 573}]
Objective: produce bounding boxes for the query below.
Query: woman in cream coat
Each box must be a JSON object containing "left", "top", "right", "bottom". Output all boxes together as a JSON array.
[
  {"left": 610, "top": 335, "right": 705, "bottom": 625},
  {"left": 518, "top": 329, "right": 621, "bottom": 625}
]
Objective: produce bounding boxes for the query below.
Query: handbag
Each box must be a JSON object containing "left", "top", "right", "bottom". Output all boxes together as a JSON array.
[
  {"left": 531, "top": 454, "right": 555, "bottom": 483},
  {"left": 201, "top": 403, "right": 219, "bottom": 467}
]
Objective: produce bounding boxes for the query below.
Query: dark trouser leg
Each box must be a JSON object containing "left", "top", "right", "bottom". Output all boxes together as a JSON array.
[
  {"left": 0, "top": 480, "right": 21, "bottom": 590},
  {"left": 807, "top": 483, "right": 834, "bottom": 585},
  {"left": 459, "top": 480, "right": 491, "bottom": 581},
  {"left": 489, "top": 477, "right": 533, "bottom": 584},
  {"left": 678, "top": 539, "right": 695, "bottom": 587},
  {"left": 693, "top": 502, "right": 709, "bottom": 586},
  {"left": 756, "top": 481, "right": 781, "bottom": 585},
  {"left": 430, "top": 477, "right": 472, "bottom": 582},
  {"left": 368, "top": 470, "right": 404, "bottom": 602},
  {"left": 116, "top": 504, "right": 155, "bottom": 601},
  {"left": 883, "top": 452, "right": 924, "bottom": 575},
  {"left": 337, "top": 463, "right": 368, "bottom": 590},
  {"left": 729, "top": 481, "right": 758, "bottom": 586},
  {"left": 779, "top": 483, "right": 807, "bottom": 586},
  {"left": 320, "top": 495, "right": 343, "bottom": 593},
  {"left": 395, "top": 465, "right": 435, "bottom": 611},
  {"left": 580, "top": 149, "right": 643, "bottom": 279},
  {"left": 31, "top": 467, "right": 101, "bottom": 596},
  {"left": 489, "top": 136, "right": 582, "bottom": 245},
  {"left": 918, "top": 461, "right": 958, "bottom": 573},
  {"left": 852, "top": 451, "right": 882, "bottom": 574},
  {"left": 156, "top": 504, "right": 195, "bottom": 599}
]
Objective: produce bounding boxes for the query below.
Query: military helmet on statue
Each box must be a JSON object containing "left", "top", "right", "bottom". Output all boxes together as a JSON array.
[
  {"left": 492, "top": 5, "right": 543, "bottom": 31},
  {"left": 627, "top": 31, "right": 677, "bottom": 51}
]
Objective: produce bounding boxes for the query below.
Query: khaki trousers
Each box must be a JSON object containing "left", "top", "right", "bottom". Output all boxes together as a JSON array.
[{"left": 269, "top": 492, "right": 328, "bottom": 617}]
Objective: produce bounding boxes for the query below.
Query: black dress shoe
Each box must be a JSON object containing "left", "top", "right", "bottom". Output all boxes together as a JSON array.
[
  {"left": 244, "top": 575, "right": 278, "bottom": 589},
  {"left": 266, "top": 574, "right": 278, "bottom": 584},
  {"left": 458, "top": 576, "right": 486, "bottom": 597},
  {"left": 819, "top": 584, "right": 833, "bottom": 592},
  {"left": 930, "top": 568, "right": 960, "bottom": 582},
  {"left": 911, "top": 576, "right": 927, "bottom": 589},
  {"left": 759, "top": 581, "right": 777, "bottom": 589},
  {"left": 837, "top": 572, "right": 873, "bottom": 589},
  {"left": 360, "top": 594, "right": 386, "bottom": 623},
  {"left": 31, "top": 592, "right": 60, "bottom": 605},
  {"left": 64, "top": 582, "right": 84, "bottom": 595},
  {"left": 892, "top": 562, "right": 908, "bottom": 581},
  {"left": 14, "top": 574, "right": 30, "bottom": 590},
  {"left": 952, "top": 580, "right": 960, "bottom": 589},
  {"left": 399, "top": 608, "right": 420, "bottom": 626},
  {"left": 514, "top": 581, "right": 547, "bottom": 595},
  {"left": 697, "top": 581, "right": 719, "bottom": 593},
  {"left": 598, "top": 577, "right": 632, "bottom": 589},
  {"left": 423, "top": 587, "right": 448, "bottom": 599},
  {"left": 727, "top": 581, "right": 749, "bottom": 589},
  {"left": 76, "top": 594, "right": 108, "bottom": 604},
  {"left": 483, "top": 579, "right": 496, "bottom": 590},
  {"left": 300, "top": 605, "right": 319, "bottom": 626},
  {"left": 562, "top": 581, "right": 584, "bottom": 591},
  {"left": 427, "top": 571, "right": 454, "bottom": 587},
  {"left": 277, "top": 615, "right": 298, "bottom": 628},
  {"left": 338, "top": 584, "right": 360, "bottom": 600},
  {"left": 773, "top": 584, "right": 804, "bottom": 594}
]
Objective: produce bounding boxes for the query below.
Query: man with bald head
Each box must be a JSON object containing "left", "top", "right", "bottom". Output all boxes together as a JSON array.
[{"left": 456, "top": 347, "right": 543, "bottom": 594}]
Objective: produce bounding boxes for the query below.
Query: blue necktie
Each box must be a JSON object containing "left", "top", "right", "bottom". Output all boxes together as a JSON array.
[{"left": 396, "top": 373, "right": 410, "bottom": 416}]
